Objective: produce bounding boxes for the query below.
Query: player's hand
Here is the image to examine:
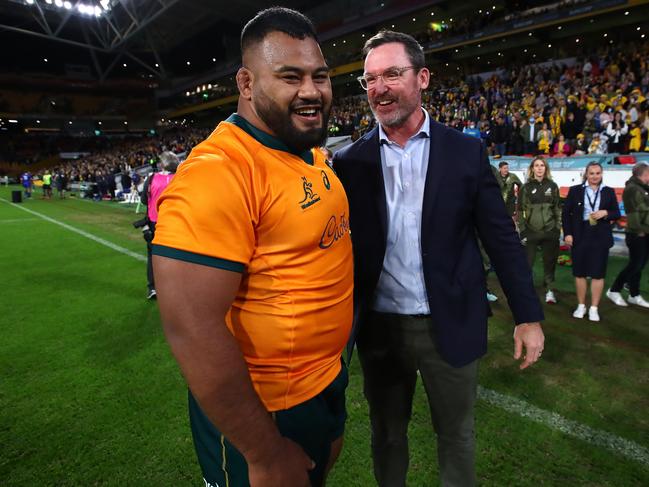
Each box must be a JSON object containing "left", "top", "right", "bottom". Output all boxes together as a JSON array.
[
  {"left": 248, "top": 436, "right": 314, "bottom": 487},
  {"left": 513, "top": 322, "right": 545, "bottom": 370},
  {"left": 564, "top": 235, "right": 573, "bottom": 247}
]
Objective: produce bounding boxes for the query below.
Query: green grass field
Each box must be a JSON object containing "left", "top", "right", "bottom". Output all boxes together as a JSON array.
[{"left": 1, "top": 184, "right": 647, "bottom": 486}]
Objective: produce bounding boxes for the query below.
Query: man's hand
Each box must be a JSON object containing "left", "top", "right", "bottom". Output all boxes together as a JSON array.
[
  {"left": 513, "top": 322, "right": 545, "bottom": 370},
  {"left": 564, "top": 235, "right": 573, "bottom": 247},
  {"left": 248, "top": 436, "right": 314, "bottom": 487}
]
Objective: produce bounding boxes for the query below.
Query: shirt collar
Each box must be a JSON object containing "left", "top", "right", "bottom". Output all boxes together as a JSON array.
[
  {"left": 378, "top": 107, "right": 430, "bottom": 148},
  {"left": 226, "top": 113, "right": 314, "bottom": 165}
]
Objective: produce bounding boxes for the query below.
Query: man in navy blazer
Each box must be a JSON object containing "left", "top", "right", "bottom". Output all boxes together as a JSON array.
[{"left": 333, "top": 31, "right": 545, "bottom": 487}]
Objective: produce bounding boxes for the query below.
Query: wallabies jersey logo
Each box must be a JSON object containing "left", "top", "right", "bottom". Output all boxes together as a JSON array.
[{"left": 299, "top": 176, "right": 321, "bottom": 209}]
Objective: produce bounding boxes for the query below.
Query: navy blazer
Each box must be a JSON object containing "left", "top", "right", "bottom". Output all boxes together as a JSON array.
[
  {"left": 562, "top": 184, "right": 621, "bottom": 248},
  {"left": 333, "top": 119, "right": 544, "bottom": 368}
]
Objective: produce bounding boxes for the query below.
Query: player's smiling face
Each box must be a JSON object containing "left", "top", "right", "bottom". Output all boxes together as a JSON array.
[{"left": 242, "top": 31, "right": 332, "bottom": 154}]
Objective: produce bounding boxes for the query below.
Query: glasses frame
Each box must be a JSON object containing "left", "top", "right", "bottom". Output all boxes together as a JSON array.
[{"left": 357, "top": 65, "right": 419, "bottom": 90}]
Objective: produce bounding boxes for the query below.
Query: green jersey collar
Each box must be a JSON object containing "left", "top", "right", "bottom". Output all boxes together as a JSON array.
[{"left": 226, "top": 113, "right": 314, "bottom": 165}]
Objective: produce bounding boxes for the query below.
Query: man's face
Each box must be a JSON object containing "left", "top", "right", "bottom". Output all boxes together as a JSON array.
[
  {"left": 240, "top": 32, "right": 332, "bottom": 153},
  {"left": 363, "top": 42, "right": 429, "bottom": 128},
  {"left": 499, "top": 164, "right": 509, "bottom": 177}
]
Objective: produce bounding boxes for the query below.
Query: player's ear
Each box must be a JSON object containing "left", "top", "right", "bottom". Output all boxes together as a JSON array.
[{"left": 237, "top": 67, "right": 253, "bottom": 100}]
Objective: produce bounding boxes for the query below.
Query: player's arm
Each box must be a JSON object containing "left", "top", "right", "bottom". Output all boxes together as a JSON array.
[{"left": 154, "top": 256, "right": 313, "bottom": 486}]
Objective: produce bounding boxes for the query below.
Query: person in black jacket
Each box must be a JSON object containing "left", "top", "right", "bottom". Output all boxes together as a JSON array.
[
  {"left": 562, "top": 162, "right": 620, "bottom": 321},
  {"left": 333, "top": 31, "right": 544, "bottom": 487},
  {"left": 561, "top": 112, "right": 580, "bottom": 151}
]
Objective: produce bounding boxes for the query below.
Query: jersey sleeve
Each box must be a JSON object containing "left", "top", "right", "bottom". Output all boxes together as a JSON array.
[{"left": 152, "top": 150, "right": 256, "bottom": 273}]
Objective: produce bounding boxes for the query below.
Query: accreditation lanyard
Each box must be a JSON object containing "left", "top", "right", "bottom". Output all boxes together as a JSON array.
[{"left": 585, "top": 185, "right": 601, "bottom": 215}]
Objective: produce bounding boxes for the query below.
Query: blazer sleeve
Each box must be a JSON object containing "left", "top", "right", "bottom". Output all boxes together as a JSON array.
[
  {"left": 603, "top": 187, "right": 621, "bottom": 221},
  {"left": 474, "top": 144, "right": 544, "bottom": 325},
  {"left": 562, "top": 187, "right": 576, "bottom": 237}
]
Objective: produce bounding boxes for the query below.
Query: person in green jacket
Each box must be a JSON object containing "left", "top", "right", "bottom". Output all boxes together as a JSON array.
[
  {"left": 519, "top": 156, "right": 562, "bottom": 303},
  {"left": 607, "top": 162, "right": 649, "bottom": 308},
  {"left": 42, "top": 170, "right": 52, "bottom": 199},
  {"left": 495, "top": 161, "right": 523, "bottom": 218}
]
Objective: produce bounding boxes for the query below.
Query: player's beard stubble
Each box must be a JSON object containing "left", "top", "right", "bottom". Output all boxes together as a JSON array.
[{"left": 254, "top": 88, "right": 331, "bottom": 154}]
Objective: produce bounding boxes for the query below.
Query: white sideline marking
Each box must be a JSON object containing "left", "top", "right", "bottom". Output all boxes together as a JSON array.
[
  {"left": 0, "top": 198, "right": 146, "bottom": 262},
  {"left": 478, "top": 386, "right": 649, "bottom": 466},
  {"left": 2, "top": 199, "right": 646, "bottom": 467}
]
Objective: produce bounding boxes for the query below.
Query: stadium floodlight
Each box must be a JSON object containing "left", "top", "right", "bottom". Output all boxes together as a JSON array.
[
  {"left": 94, "top": 6, "right": 102, "bottom": 16},
  {"left": 63, "top": 1, "right": 72, "bottom": 9},
  {"left": 54, "top": 0, "right": 63, "bottom": 6},
  {"left": 8, "top": 119, "right": 18, "bottom": 123},
  {"left": 26, "top": 0, "right": 35, "bottom": 5},
  {"left": 45, "top": 0, "right": 52, "bottom": 3}
]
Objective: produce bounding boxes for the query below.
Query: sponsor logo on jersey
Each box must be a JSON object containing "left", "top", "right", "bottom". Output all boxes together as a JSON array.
[
  {"left": 319, "top": 213, "right": 350, "bottom": 249},
  {"left": 299, "top": 176, "right": 321, "bottom": 209}
]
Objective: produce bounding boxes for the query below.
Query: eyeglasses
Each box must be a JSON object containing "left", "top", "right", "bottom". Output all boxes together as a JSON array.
[{"left": 357, "top": 66, "right": 419, "bottom": 90}]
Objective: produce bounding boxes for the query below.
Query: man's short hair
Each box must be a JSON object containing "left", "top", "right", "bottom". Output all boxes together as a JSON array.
[
  {"left": 632, "top": 162, "right": 649, "bottom": 178},
  {"left": 240, "top": 7, "right": 317, "bottom": 53},
  {"left": 362, "top": 30, "right": 425, "bottom": 69},
  {"left": 498, "top": 161, "right": 509, "bottom": 168}
]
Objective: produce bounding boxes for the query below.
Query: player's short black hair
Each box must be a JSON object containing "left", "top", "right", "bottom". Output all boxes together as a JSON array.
[
  {"left": 362, "top": 30, "right": 425, "bottom": 69},
  {"left": 241, "top": 7, "right": 318, "bottom": 54},
  {"left": 498, "top": 161, "right": 509, "bottom": 168}
]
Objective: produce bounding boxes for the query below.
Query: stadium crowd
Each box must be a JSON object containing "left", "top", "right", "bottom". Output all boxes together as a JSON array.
[
  {"left": 329, "top": 42, "right": 649, "bottom": 158},
  {"left": 7, "top": 41, "right": 649, "bottom": 201}
]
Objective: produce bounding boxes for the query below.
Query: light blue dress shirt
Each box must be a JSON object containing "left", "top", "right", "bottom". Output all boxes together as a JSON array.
[
  {"left": 583, "top": 183, "right": 604, "bottom": 221},
  {"left": 373, "top": 108, "right": 431, "bottom": 315}
]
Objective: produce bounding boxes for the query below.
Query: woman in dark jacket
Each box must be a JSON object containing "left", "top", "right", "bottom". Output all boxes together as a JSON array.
[{"left": 562, "top": 161, "right": 620, "bottom": 321}]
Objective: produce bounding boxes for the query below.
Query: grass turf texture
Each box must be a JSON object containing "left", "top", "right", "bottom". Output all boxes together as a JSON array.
[{"left": 1, "top": 185, "right": 647, "bottom": 486}]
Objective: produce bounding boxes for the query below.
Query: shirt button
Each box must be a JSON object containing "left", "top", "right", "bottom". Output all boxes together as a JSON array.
[{"left": 405, "top": 182, "right": 410, "bottom": 188}]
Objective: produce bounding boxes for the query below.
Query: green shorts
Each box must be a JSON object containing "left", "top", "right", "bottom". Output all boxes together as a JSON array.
[{"left": 189, "top": 362, "right": 348, "bottom": 487}]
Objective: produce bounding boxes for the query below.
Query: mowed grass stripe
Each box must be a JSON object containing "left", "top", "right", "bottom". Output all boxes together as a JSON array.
[{"left": 0, "top": 197, "right": 146, "bottom": 262}]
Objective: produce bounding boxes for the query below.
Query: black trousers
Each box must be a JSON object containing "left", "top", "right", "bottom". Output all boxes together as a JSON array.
[
  {"left": 146, "top": 221, "right": 157, "bottom": 292},
  {"left": 611, "top": 233, "right": 649, "bottom": 296},
  {"left": 357, "top": 312, "right": 478, "bottom": 487}
]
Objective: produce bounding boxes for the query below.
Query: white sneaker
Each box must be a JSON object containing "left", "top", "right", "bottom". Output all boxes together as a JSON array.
[
  {"left": 588, "top": 306, "right": 600, "bottom": 322},
  {"left": 572, "top": 304, "right": 586, "bottom": 319},
  {"left": 486, "top": 291, "right": 499, "bottom": 302},
  {"left": 627, "top": 295, "right": 649, "bottom": 308},
  {"left": 606, "top": 289, "right": 628, "bottom": 307},
  {"left": 545, "top": 290, "right": 557, "bottom": 304}
]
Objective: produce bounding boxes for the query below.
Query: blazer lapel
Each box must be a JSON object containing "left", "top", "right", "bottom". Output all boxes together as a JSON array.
[
  {"left": 360, "top": 127, "right": 388, "bottom": 243},
  {"left": 421, "top": 120, "right": 446, "bottom": 242}
]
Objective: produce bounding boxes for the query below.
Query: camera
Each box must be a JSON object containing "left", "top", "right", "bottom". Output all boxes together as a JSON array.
[{"left": 133, "top": 217, "right": 154, "bottom": 242}]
